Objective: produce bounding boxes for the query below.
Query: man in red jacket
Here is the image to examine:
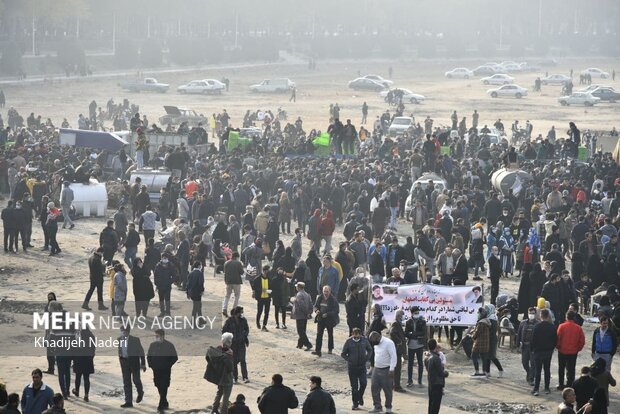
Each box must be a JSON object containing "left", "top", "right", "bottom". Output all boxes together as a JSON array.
[
  {"left": 320, "top": 209, "right": 336, "bottom": 255},
  {"left": 556, "top": 310, "right": 585, "bottom": 390}
]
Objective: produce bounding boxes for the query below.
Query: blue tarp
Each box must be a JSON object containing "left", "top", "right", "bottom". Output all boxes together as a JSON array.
[{"left": 59, "top": 128, "right": 128, "bottom": 151}]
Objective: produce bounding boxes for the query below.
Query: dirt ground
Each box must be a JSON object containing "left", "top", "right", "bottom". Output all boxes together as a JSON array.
[{"left": 1, "top": 58, "right": 619, "bottom": 413}]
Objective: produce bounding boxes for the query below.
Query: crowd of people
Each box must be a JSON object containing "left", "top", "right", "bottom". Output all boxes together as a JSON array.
[{"left": 1, "top": 88, "right": 620, "bottom": 414}]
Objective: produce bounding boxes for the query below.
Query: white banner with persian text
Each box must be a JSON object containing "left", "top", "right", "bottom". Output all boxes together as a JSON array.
[{"left": 371, "top": 283, "right": 483, "bottom": 325}]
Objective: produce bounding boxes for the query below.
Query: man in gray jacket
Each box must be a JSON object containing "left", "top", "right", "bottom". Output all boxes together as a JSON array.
[
  {"left": 291, "top": 282, "right": 313, "bottom": 351},
  {"left": 341, "top": 328, "right": 373, "bottom": 410},
  {"left": 59, "top": 181, "right": 74, "bottom": 229}
]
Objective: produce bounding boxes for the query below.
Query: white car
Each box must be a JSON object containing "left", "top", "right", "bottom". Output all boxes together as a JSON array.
[
  {"left": 541, "top": 74, "right": 571, "bottom": 85},
  {"left": 388, "top": 116, "right": 414, "bottom": 136},
  {"left": 558, "top": 92, "right": 600, "bottom": 106},
  {"left": 177, "top": 79, "right": 225, "bottom": 94},
  {"left": 363, "top": 75, "right": 393, "bottom": 87},
  {"left": 487, "top": 84, "right": 528, "bottom": 98},
  {"left": 250, "top": 78, "right": 295, "bottom": 93},
  {"left": 578, "top": 84, "right": 604, "bottom": 93},
  {"left": 476, "top": 127, "right": 504, "bottom": 144},
  {"left": 405, "top": 173, "right": 447, "bottom": 215},
  {"left": 379, "top": 88, "right": 426, "bottom": 104},
  {"left": 480, "top": 74, "right": 515, "bottom": 85},
  {"left": 581, "top": 68, "right": 610, "bottom": 79},
  {"left": 500, "top": 63, "right": 523, "bottom": 72},
  {"left": 445, "top": 68, "right": 474, "bottom": 79}
]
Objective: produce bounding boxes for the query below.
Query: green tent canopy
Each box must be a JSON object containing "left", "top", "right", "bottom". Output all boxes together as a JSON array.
[
  {"left": 312, "top": 133, "right": 331, "bottom": 157},
  {"left": 227, "top": 131, "right": 253, "bottom": 151}
]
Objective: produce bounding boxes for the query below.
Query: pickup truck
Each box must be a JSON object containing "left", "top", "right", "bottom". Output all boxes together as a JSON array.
[{"left": 119, "top": 77, "right": 169, "bottom": 93}]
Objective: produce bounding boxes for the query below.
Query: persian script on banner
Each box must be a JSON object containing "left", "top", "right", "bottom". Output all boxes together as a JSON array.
[{"left": 371, "top": 283, "right": 484, "bottom": 325}]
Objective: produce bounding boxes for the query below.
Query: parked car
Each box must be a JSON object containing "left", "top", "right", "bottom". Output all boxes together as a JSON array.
[
  {"left": 249, "top": 78, "right": 295, "bottom": 93},
  {"left": 589, "top": 86, "right": 620, "bottom": 102},
  {"left": 177, "top": 79, "right": 225, "bottom": 94},
  {"left": 480, "top": 74, "right": 515, "bottom": 85},
  {"left": 541, "top": 74, "right": 571, "bottom": 85},
  {"left": 388, "top": 116, "right": 414, "bottom": 136},
  {"left": 119, "top": 77, "right": 169, "bottom": 93},
  {"left": 379, "top": 88, "right": 426, "bottom": 104},
  {"left": 518, "top": 62, "right": 542, "bottom": 72},
  {"left": 578, "top": 84, "right": 604, "bottom": 93},
  {"left": 581, "top": 68, "right": 610, "bottom": 79},
  {"left": 362, "top": 75, "right": 393, "bottom": 87},
  {"left": 405, "top": 173, "right": 447, "bottom": 215},
  {"left": 348, "top": 77, "right": 386, "bottom": 91},
  {"left": 476, "top": 127, "right": 505, "bottom": 145},
  {"left": 444, "top": 68, "right": 474, "bottom": 79},
  {"left": 158, "top": 106, "right": 208, "bottom": 126},
  {"left": 487, "top": 84, "right": 528, "bottom": 98},
  {"left": 473, "top": 65, "right": 497, "bottom": 76},
  {"left": 558, "top": 92, "right": 600, "bottom": 106},
  {"left": 500, "top": 63, "right": 523, "bottom": 72}
]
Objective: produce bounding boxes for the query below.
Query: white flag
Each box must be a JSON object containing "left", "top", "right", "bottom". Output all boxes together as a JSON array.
[{"left": 511, "top": 175, "right": 522, "bottom": 196}]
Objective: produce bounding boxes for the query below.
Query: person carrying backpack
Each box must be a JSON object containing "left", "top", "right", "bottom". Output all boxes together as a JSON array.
[{"left": 205, "top": 333, "right": 235, "bottom": 414}]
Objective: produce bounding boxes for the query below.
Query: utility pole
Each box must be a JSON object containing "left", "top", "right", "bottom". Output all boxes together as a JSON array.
[
  {"left": 112, "top": 12, "right": 116, "bottom": 54},
  {"left": 538, "top": 0, "right": 542, "bottom": 37},
  {"left": 234, "top": 12, "right": 239, "bottom": 49},
  {"left": 147, "top": 16, "right": 151, "bottom": 39},
  {"left": 32, "top": 15, "right": 36, "bottom": 56},
  {"left": 77, "top": 16, "right": 80, "bottom": 39}
]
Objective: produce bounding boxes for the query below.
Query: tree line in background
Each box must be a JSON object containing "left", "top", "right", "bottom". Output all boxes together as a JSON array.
[{"left": 0, "top": 0, "right": 619, "bottom": 75}]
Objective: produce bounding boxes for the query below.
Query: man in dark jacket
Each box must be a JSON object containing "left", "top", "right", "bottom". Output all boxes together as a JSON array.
[
  {"left": 147, "top": 329, "right": 178, "bottom": 412},
  {"left": 1, "top": 201, "right": 16, "bottom": 253},
  {"left": 425, "top": 339, "right": 448, "bottom": 414},
  {"left": 99, "top": 220, "right": 119, "bottom": 263},
  {"left": 205, "top": 333, "right": 234, "bottom": 414},
  {"left": 312, "top": 286, "right": 340, "bottom": 357},
  {"left": 341, "top": 327, "right": 373, "bottom": 410},
  {"left": 186, "top": 262, "right": 205, "bottom": 324},
  {"left": 405, "top": 306, "right": 427, "bottom": 387},
  {"left": 257, "top": 373, "right": 298, "bottom": 414},
  {"left": 118, "top": 326, "right": 146, "bottom": 408},
  {"left": 385, "top": 237, "right": 403, "bottom": 276},
  {"left": 531, "top": 309, "right": 557, "bottom": 395},
  {"left": 222, "top": 306, "right": 250, "bottom": 384},
  {"left": 82, "top": 247, "right": 108, "bottom": 310},
  {"left": 488, "top": 246, "right": 502, "bottom": 305},
  {"left": 154, "top": 257, "right": 176, "bottom": 316},
  {"left": 176, "top": 232, "right": 190, "bottom": 288},
  {"left": 389, "top": 310, "right": 407, "bottom": 392},
  {"left": 571, "top": 366, "right": 598, "bottom": 411},
  {"left": 415, "top": 230, "right": 436, "bottom": 281},
  {"left": 302, "top": 376, "right": 336, "bottom": 414}
]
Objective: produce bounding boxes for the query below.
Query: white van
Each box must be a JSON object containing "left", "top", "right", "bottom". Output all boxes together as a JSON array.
[{"left": 249, "top": 78, "right": 295, "bottom": 93}]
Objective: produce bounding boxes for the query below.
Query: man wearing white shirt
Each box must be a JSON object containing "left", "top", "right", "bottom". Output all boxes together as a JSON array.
[{"left": 368, "top": 331, "right": 397, "bottom": 414}]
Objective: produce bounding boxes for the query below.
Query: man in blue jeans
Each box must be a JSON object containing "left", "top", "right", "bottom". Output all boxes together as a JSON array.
[{"left": 341, "top": 328, "right": 373, "bottom": 410}]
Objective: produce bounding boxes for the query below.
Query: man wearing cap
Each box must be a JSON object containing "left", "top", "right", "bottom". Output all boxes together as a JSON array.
[
  {"left": 59, "top": 181, "right": 74, "bottom": 229},
  {"left": 291, "top": 281, "right": 314, "bottom": 351}
]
